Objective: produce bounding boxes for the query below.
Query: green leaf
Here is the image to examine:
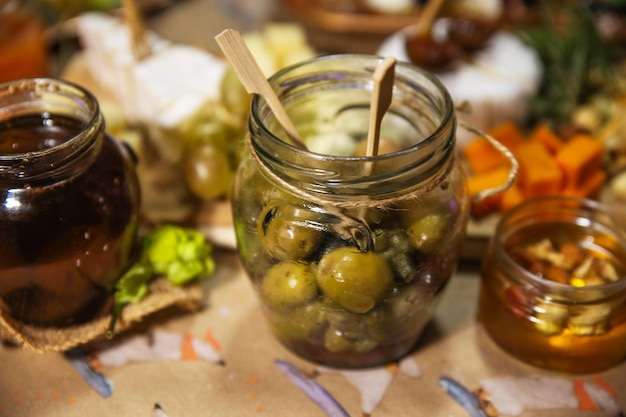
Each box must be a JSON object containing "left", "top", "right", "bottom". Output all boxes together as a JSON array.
[
  {"left": 107, "top": 225, "right": 215, "bottom": 337},
  {"left": 114, "top": 263, "right": 153, "bottom": 305}
]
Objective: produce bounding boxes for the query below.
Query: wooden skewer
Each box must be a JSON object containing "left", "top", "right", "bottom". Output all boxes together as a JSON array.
[
  {"left": 365, "top": 56, "right": 396, "bottom": 158},
  {"left": 415, "top": 0, "right": 447, "bottom": 38},
  {"left": 214, "top": 29, "right": 307, "bottom": 150},
  {"left": 122, "top": 0, "right": 151, "bottom": 61}
]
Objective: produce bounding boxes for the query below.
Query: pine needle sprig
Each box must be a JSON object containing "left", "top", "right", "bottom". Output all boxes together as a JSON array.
[{"left": 517, "top": 1, "right": 615, "bottom": 126}]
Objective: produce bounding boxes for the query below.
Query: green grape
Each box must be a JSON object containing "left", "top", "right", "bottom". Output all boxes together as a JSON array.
[
  {"left": 39, "top": 0, "right": 117, "bottom": 17},
  {"left": 183, "top": 141, "right": 233, "bottom": 200},
  {"left": 261, "top": 261, "right": 318, "bottom": 311},
  {"left": 88, "top": 0, "right": 119, "bottom": 10},
  {"left": 175, "top": 104, "right": 231, "bottom": 149},
  {"left": 220, "top": 66, "right": 251, "bottom": 116},
  {"left": 257, "top": 203, "right": 324, "bottom": 261},
  {"left": 316, "top": 246, "right": 393, "bottom": 313}
]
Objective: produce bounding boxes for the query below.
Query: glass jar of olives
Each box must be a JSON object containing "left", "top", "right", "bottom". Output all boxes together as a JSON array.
[
  {"left": 479, "top": 196, "right": 626, "bottom": 373},
  {"left": 0, "top": 78, "right": 141, "bottom": 327},
  {"left": 232, "top": 54, "right": 471, "bottom": 368}
]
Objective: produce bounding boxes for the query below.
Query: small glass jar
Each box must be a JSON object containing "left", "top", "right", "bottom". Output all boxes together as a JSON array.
[
  {"left": 479, "top": 196, "right": 626, "bottom": 373},
  {"left": 0, "top": 78, "right": 141, "bottom": 327},
  {"left": 232, "top": 54, "right": 471, "bottom": 368}
]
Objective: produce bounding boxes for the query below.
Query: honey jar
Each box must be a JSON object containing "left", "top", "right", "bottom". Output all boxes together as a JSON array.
[
  {"left": 0, "top": 78, "right": 141, "bottom": 327},
  {"left": 479, "top": 196, "right": 626, "bottom": 373}
]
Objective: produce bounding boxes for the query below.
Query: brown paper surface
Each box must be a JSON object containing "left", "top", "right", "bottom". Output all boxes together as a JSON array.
[{"left": 0, "top": 252, "right": 624, "bottom": 417}]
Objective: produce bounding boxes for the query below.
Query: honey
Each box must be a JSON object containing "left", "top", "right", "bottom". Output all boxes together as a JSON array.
[
  {"left": 479, "top": 196, "right": 626, "bottom": 373},
  {"left": 0, "top": 79, "right": 140, "bottom": 327}
]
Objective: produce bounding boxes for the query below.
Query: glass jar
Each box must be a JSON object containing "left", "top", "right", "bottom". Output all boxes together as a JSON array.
[
  {"left": 232, "top": 54, "right": 471, "bottom": 368},
  {"left": 479, "top": 196, "right": 626, "bottom": 373},
  {"left": 0, "top": 78, "right": 141, "bottom": 327},
  {"left": 0, "top": 0, "right": 49, "bottom": 83}
]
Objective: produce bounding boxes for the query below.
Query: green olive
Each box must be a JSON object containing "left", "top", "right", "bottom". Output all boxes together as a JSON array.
[
  {"left": 257, "top": 203, "right": 324, "bottom": 261},
  {"left": 384, "top": 284, "right": 431, "bottom": 339},
  {"left": 373, "top": 228, "right": 417, "bottom": 284},
  {"left": 261, "top": 261, "right": 318, "bottom": 311},
  {"left": 406, "top": 213, "right": 449, "bottom": 253},
  {"left": 316, "top": 246, "right": 393, "bottom": 313},
  {"left": 267, "top": 300, "right": 328, "bottom": 341},
  {"left": 245, "top": 172, "right": 299, "bottom": 208},
  {"left": 323, "top": 311, "right": 385, "bottom": 353},
  {"left": 324, "top": 326, "right": 354, "bottom": 352}
]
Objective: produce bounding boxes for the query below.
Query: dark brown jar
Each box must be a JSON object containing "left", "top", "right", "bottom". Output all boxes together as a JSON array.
[{"left": 0, "top": 78, "right": 141, "bottom": 327}]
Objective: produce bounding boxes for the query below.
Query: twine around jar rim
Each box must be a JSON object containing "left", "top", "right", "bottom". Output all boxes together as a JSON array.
[
  {"left": 246, "top": 120, "right": 518, "bottom": 208},
  {"left": 246, "top": 132, "right": 453, "bottom": 209}
]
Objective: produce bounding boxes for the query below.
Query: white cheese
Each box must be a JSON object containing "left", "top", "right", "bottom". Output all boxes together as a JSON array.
[
  {"left": 361, "top": 0, "right": 414, "bottom": 15},
  {"left": 377, "top": 21, "right": 542, "bottom": 147},
  {"left": 133, "top": 44, "right": 226, "bottom": 127},
  {"left": 75, "top": 13, "right": 169, "bottom": 121},
  {"left": 74, "top": 13, "right": 226, "bottom": 162}
]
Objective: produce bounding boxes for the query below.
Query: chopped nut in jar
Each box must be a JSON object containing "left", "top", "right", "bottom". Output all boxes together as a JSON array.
[
  {"left": 510, "top": 237, "right": 625, "bottom": 336},
  {"left": 513, "top": 237, "right": 622, "bottom": 287}
]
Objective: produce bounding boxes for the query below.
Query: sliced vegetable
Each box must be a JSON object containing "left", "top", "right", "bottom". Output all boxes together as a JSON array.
[
  {"left": 562, "top": 168, "right": 607, "bottom": 198},
  {"left": 556, "top": 133, "right": 604, "bottom": 189},
  {"left": 499, "top": 184, "right": 525, "bottom": 213},
  {"left": 462, "top": 121, "right": 525, "bottom": 174},
  {"left": 466, "top": 165, "right": 510, "bottom": 217},
  {"left": 464, "top": 121, "right": 609, "bottom": 217},
  {"left": 516, "top": 140, "right": 563, "bottom": 198},
  {"left": 529, "top": 123, "right": 564, "bottom": 154}
]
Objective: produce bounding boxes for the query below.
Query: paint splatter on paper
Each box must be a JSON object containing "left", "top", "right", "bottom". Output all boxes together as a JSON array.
[
  {"left": 94, "top": 330, "right": 223, "bottom": 367},
  {"left": 319, "top": 356, "right": 422, "bottom": 415},
  {"left": 322, "top": 366, "right": 393, "bottom": 415},
  {"left": 64, "top": 348, "right": 114, "bottom": 398},
  {"left": 480, "top": 374, "right": 623, "bottom": 416},
  {"left": 274, "top": 359, "right": 350, "bottom": 417},
  {"left": 152, "top": 403, "right": 170, "bottom": 417},
  {"left": 438, "top": 376, "right": 488, "bottom": 417},
  {"left": 275, "top": 356, "right": 423, "bottom": 416}
]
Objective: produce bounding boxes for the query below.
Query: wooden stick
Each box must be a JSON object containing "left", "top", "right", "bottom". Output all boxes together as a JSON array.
[
  {"left": 365, "top": 56, "right": 396, "bottom": 157},
  {"left": 122, "top": 0, "right": 151, "bottom": 61},
  {"left": 214, "top": 29, "right": 307, "bottom": 150},
  {"left": 416, "top": 0, "right": 447, "bottom": 38}
]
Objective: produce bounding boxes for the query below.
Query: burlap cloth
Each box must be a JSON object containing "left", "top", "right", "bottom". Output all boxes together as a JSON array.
[{"left": 0, "top": 278, "right": 203, "bottom": 353}]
